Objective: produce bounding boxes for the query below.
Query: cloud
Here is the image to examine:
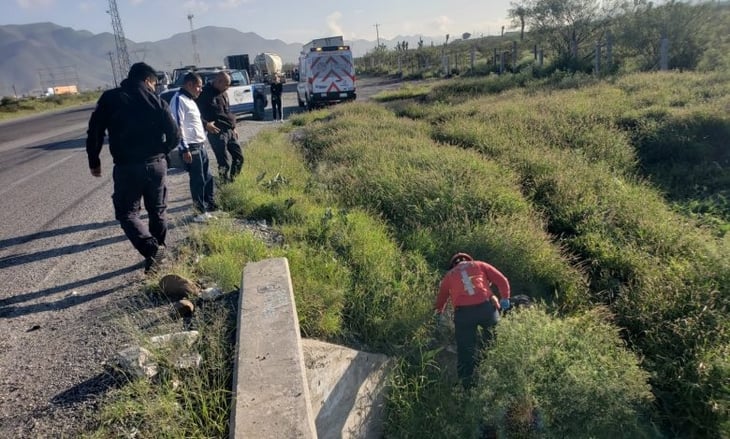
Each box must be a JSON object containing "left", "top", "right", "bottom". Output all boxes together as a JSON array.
[
  {"left": 430, "top": 15, "right": 453, "bottom": 34},
  {"left": 183, "top": 0, "right": 210, "bottom": 13},
  {"left": 217, "top": 0, "right": 250, "bottom": 9},
  {"left": 326, "top": 11, "right": 344, "bottom": 37},
  {"left": 129, "top": 0, "right": 144, "bottom": 5},
  {"left": 78, "top": 1, "right": 93, "bottom": 12},
  {"left": 16, "top": 0, "right": 54, "bottom": 8}
]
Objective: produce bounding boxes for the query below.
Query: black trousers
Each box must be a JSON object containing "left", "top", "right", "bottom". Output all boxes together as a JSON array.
[
  {"left": 112, "top": 156, "right": 167, "bottom": 258},
  {"left": 454, "top": 300, "right": 500, "bottom": 388},
  {"left": 182, "top": 145, "right": 215, "bottom": 212},
  {"left": 272, "top": 96, "right": 282, "bottom": 120},
  {"left": 207, "top": 128, "right": 243, "bottom": 183}
]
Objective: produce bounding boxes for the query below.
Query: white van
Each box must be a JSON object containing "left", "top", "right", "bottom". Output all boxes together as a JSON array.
[{"left": 297, "top": 36, "right": 356, "bottom": 110}]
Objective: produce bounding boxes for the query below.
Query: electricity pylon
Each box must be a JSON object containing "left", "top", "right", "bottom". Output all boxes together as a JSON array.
[
  {"left": 107, "top": 0, "right": 131, "bottom": 82},
  {"left": 188, "top": 14, "right": 201, "bottom": 66}
]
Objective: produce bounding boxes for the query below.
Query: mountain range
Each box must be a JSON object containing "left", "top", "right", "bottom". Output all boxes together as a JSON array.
[{"left": 0, "top": 22, "right": 437, "bottom": 97}]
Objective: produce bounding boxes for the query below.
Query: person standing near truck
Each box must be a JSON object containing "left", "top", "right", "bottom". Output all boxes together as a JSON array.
[
  {"left": 86, "top": 62, "right": 180, "bottom": 274},
  {"left": 270, "top": 73, "right": 283, "bottom": 122},
  {"left": 196, "top": 71, "right": 244, "bottom": 184}
]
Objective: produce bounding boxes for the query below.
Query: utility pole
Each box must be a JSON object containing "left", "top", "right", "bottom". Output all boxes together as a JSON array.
[
  {"left": 373, "top": 23, "right": 381, "bottom": 48},
  {"left": 188, "top": 14, "right": 201, "bottom": 66},
  {"left": 107, "top": 0, "right": 131, "bottom": 80}
]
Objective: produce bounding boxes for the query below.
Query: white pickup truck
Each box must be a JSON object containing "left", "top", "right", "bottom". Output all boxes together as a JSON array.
[{"left": 161, "top": 66, "right": 267, "bottom": 120}]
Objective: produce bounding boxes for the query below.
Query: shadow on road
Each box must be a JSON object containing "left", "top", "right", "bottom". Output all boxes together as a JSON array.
[
  {"left": 51, "top": 370, "right": 122, "bottom": 407},
  {"left": 0, "top": 266, "right": 138, "bottom": 317},
  {"left": 29, "top": 137, "right": 86, "bottom": 151},
  {"left": 0, "top": 220, "right": 118, "bottom": 249},
  {"left": 0, "top": 204, "right": 191, "bottom": 253},
  {"left": 0, "top": 235, "right": 129, "bottom": 270}
]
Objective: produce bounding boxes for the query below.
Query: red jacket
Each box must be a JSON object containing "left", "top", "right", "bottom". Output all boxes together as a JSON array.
[{"left": 435, "top": 260, "right": 510, "bottom": 313}]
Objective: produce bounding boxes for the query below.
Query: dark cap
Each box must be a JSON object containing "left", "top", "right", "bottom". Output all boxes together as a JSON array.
[{"left": 127, "top": 62, "right": 157, "bottom": 82}]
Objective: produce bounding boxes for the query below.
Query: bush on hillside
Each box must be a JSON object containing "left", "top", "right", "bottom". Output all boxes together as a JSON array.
[{"left": 476, "top": 307, "right": 658, "bottom": 438}]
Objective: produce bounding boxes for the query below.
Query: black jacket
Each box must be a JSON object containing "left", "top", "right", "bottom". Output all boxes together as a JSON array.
[
  {"left": 86, "top": 79, "right": 180, "bottom": 167},
  {"left": 196, "top": 83, "right": 236, "bottom": 131},
  {"left": 270, "top": 82, "right": 283, "bottom": 99}
]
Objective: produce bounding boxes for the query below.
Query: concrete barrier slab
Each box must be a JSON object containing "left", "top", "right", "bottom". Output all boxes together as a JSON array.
[
  {"left": 302, "top": 339, "right": 391, "bottom": 439},
  {"left": 230, "top": 258, "right": 317, "bottom": 439}
]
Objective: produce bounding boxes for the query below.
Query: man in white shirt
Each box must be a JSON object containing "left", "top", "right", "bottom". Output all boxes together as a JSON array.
[{"left": 169, "top": 72, "right": 217, "bottom": 222}]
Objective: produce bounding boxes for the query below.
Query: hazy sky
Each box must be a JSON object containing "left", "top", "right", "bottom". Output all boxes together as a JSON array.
[{"left": 6, "top": 0, "right": 515, "bottom": 44}]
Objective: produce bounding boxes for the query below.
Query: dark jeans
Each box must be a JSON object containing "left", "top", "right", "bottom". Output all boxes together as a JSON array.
[
  {"left": 272, "top": 96, "right": 282, "bottom": 120},
  {"left": 454, "top": 300, "right": 500, "bottom": 388},
  {"left": 112, "top": 155, "right": 167, "bottom": 258},
  {"left": 207, "top": 128, "right": 243, "bottom": 183},
  {"left": 182, "top": 145, "right": 215, "bottom": 212}
]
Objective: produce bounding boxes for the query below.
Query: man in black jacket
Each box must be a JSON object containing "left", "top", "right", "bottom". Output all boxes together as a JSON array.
[
  {"left": 270, "top": 73, "right": 283, "bottom": 122},
  {"left": 196, "top": 71, "right": 244, "bottom": 183},
  {"left": 86, "top": 62, "right": 180, "bottom": 273}
]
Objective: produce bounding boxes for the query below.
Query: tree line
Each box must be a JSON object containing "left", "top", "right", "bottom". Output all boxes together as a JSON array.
[{"left": 356, "top": 0, "right": 730, "bottom": 76}]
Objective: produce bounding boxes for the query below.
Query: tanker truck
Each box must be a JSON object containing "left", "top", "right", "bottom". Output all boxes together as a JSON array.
[{"left": 252, "top": 52, "right": 283, "bottom": 83}]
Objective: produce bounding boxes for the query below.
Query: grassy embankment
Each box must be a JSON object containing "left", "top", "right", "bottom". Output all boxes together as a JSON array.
[
  {"left": 87, "top": 71, "right": 729, "bottom": 438},
  {"left": 0, "top": 91, "right": 100, "bottom": 122}
]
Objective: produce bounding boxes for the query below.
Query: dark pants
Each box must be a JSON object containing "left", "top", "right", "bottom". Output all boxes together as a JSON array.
[
  {"left": 454, "top": 300, "right": 500, "bottom": 388},
  {"left": 112, "top": 155, "right": 167, "bottom": 258},
  {"left": 207, "top": 128, "right": 243, "bottom": 183},
  {"left": 272, "top": 96, "right": 282, "bottom": 120},
  {"left": 182, "top": 145, "right": 215, "bottom": 212}
]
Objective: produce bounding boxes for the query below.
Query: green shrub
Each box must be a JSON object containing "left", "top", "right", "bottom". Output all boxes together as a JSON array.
[
  {"left": 477, "top": 307, "right": 657, "bottom": 438},
  {"left": 191, "top": 221, "right": 269, "bottom": 291}
]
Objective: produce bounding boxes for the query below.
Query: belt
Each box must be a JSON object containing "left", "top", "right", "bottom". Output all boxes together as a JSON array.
[
  {"left": 144, "top": 154, "right": 166, "bottom": 163},
  {"left": 185, "top": 142, "right": 204, "bottom": 150}
]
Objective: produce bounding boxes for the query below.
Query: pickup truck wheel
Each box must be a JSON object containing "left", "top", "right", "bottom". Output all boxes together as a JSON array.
[
  {"left": 298, "top": 97, "right": 305, "bottom": 108},
  {"left": 252, "top": 97, "right": 265, "bottom": 121}
]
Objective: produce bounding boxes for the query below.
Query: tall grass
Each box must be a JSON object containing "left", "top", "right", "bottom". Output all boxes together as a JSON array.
[
  {"left": 394, "top": 70, "right": 730, "bottom": 436},
  {"left": 86, "top": 70, "right": 729, "bottom": 438},
  {"left": 478, "top": 307, "right": 658, "bottom": 438}
]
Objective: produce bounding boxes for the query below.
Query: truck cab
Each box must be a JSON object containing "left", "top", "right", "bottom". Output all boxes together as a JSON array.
[{"left": 160, "top": 67, "right": 267, "bottom": 120}]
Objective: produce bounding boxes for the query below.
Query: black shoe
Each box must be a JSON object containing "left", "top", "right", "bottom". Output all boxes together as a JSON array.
[{"left": 144, "top": 245, "right": 166, "bottom": 274}]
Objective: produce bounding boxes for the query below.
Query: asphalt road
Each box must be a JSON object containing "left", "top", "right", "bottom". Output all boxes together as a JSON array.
[{"left": 0, "top": 76, "right": 400, "bottom": 436}]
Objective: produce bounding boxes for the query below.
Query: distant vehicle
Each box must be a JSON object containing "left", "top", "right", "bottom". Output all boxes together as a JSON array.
[
  {"left": 45, "top": 85, "right": 79, "bottom": 96},
  {"left": 296, "top": 36, "right": 356, "bottom": 110},
  {"left": 225, "top": 54, "right": 251, "bottom": 76},
  {"left": 160, "top": 66, "right": 267, "bottom": 120},
  {"left": 155, "top": 71, "right": 171, "bottom": 95},
  {"left": 252, "top": 52, "right": 283, "bottom": 84}
]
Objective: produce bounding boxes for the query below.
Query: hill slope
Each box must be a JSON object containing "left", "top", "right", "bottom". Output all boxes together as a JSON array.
[{"left": 0, "top": 22, "right": 438, "bottom": 97}]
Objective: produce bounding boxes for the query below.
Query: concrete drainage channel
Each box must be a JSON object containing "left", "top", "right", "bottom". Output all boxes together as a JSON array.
[{"left": 231, "top": 258, "right": 391, "bottom": 439}]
